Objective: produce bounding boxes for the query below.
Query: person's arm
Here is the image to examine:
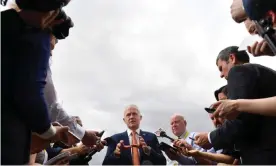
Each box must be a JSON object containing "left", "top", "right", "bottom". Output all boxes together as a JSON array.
[
  {"left": 235, "top": 97, "right": 276, "bottom": 116},
  {"left": 191, "top": 151, "right": 235, "bottom": 164},
  {"left": 45, "top": 68, "right": 85, "bottom": 139},
  {"left": 13, "top": 31, "right": 55, "bottom": 139}
]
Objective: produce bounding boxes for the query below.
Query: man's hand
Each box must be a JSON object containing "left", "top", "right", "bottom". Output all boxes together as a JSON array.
[
  {"left": 18, "top": 9, "right": 64, "bottom": 29},
  {"left": 164, "top": 148, "right": 181, "bottom": 161},
  {"left": 114, "top": 140, "right": 125, "bottom": 157},
  {"left": 92, "top": 139, "right": 106, "bottom": 152},
  {"left": 53, "top": 156, "right": 70, "bottom": 165},
  {"left": 194, "top": 133, "right": 212, "bottom": 149},
  {"left": 139, "top": 136, "right": 151, "bottom": 155},
  {"left": 73, "top": 144, "right": 91, "bottom": 155},
  {"left": 187, "top": 149, "right": 200, "bottom": 157},
  {"left": 212, "top": 100, "right": 240, "bottom": 120},
  {"left": 231, "top": 0, "right": 247, "bottom": 23},
  {"left": 173, "top": 139, "right": 193, "bottom": 150},
  {"left": 247, "top": 40, "right": 275, "bottom": 57},
  {"left": 82, "top": 130, "right": 101, "bottom": 147}
]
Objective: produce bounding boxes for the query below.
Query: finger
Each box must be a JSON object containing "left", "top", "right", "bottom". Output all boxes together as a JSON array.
[
  {"left": 48, "top": 19, "right": 64, "bottom": 28},
  {"left": 101, "top": 140, "right": 107, "bottom": 145},
  {"left": 44, "top": 9, "right": 60, "bottom": 27},
  {"left": 212, "top": 109, "right": 221, "bottom": 118},
  {"left": 247, "top": 46, "right": 252, "bottom": 54},
  {"left": 119, "top": 140, "right": 124, "bottom": 146},
  {"left": 251, "top": 41, "right": 258, "bottom": 56},
  {"left": 52, "top": 122, "right": 62, "bottom": 126},
  {"left": 260, "top": 41, "right": 269, "bottom": 54},
  {"left": 211, "top": 100, "right": 222, "bottom": 109},
  {"left": 60, "top": 126, "right": 69, "bottom": 132},
  {"left": 255, "top": 41, "right": 263, "bottom": 56},
  {"left": 213, "top": 103, "right": 223, "bottom": 117}
]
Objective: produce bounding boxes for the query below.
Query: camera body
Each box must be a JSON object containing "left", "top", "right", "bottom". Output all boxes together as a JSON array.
[
  {"left": 16, "top": 0, "right": 74, "bottom": 40},
  {"left": 16, "top": 0, "right": 71, "bottom": 12},
  {"left": 51, "top": 9, "right": 74, "bottom": 40}
]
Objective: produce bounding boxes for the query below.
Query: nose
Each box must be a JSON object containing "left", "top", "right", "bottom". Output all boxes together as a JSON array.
[{"left": 220, "top": 72, "right": 224, "bottom": 78}]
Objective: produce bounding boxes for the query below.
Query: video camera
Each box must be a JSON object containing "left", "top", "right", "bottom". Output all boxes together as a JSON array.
[
  {"left": 242, "top": 0, "right": 276, "bottom": 55},
  {"left": 51, "top": 9, "right": 74, "bottom": 40},
  {"left": 15, "top": 0, "right": 74, "bottom": 40}
]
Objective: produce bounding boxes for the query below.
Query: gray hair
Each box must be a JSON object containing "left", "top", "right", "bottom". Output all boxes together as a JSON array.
[
  {"left": 216, "top": 46, "right": 250, "bottom": 65},
  {"left": 171, "top": 113, "right": 185, "bottom": 121},
  {"left": 124, "top": 104, "right": 141, "bottom": 115}
]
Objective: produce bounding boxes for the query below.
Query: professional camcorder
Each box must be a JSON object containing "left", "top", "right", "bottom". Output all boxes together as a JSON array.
[
  {"left": 242, "top": 0, "right": 276, "bottom": 55},
  {"left": 15, "top": 0, "right": 71, "bottom": 12},
  {"left": 51, "top": 9, "right": 74, "bottom": 40},
  {"left": 14, "top": 0, "right": 74, "bottom": 39}
]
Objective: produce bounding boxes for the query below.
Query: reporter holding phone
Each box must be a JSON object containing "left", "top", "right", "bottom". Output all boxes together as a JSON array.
[{"left": 1, "top": 4, "right": 71, "bottom": 164}]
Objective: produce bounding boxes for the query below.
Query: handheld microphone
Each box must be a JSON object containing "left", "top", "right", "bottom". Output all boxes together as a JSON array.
[
  {"left": 155, "top": 128, "right": 175, "bottom": 142},
  {"left": 82, "top": 131, "right": 106, "bottom": 161}
]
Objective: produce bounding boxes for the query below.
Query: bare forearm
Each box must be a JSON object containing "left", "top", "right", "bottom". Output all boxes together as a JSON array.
[
  {"left": 236, "top": 97, "right": 276, "bottom": 116},
  {"left": 196, "top": 151, "right": 235, "bottom": 164}
]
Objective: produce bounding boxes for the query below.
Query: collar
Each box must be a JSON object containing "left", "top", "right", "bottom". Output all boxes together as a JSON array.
[
  {"left": 179, "top": 130, "right": 189, "bottom": 139},
  {"left": 127, "top": 128, "right": 141, "bottom": 136}
]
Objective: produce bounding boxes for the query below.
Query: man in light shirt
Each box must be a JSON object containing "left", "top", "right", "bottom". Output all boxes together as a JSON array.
[
  {"left": 46, "top": 35, "right": 104, "bottom": 147},
  {"left": 164, "top": 114, "right": 216, "bottom": 165}
]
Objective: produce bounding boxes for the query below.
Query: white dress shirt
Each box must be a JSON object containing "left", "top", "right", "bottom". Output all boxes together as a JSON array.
[{"left": 44, "top": 68, "right": 85, "bottom": 139}]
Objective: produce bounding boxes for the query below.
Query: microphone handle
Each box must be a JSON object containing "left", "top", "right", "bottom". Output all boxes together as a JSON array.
[{"left": 164, "top": 135, "right": 175, "bottom": 142}]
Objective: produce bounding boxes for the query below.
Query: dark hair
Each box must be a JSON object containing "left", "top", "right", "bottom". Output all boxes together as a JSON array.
[
  {"left": 214, "top": 85, "right": 227, "bottom": 101},
  {"left": 216, "top": 46, "right": 250, "bottom": 65}
]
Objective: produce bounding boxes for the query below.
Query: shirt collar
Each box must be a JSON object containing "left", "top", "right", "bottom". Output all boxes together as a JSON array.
[
  {"left": 179, "top": 130, "right": 189, "bottom": 139},
  {"left": 127, "top": 128, "right": 141, "bottom": 136}
]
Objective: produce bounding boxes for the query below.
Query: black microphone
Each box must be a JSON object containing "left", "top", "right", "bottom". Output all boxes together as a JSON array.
[{"left": 155, "top": 129, "right": 175, "bottom": 142}]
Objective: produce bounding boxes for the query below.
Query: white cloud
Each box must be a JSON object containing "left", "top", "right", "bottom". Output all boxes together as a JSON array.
[{"left": 3, "top": 0, "right": 274, "bottom": 164}]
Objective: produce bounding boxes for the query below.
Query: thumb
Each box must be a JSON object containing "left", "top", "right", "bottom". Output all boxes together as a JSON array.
[
  {"left": 212, "top": 108, "right": 221, "bottom": 118},
  {"left": 211, "top": 100, "right": 222, "bottom": 109},
  {"left": 59, "top": 126, "right": 69, "bottom": 132},
  {"left": 194, "top": 135, "right": 199, "bottom": 140}
]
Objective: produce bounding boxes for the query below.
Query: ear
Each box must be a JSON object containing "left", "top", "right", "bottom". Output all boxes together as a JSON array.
[
  {"left": 184, "top": 120, "right": 187, "bottom": 126},
  {"left": 229, "top": 54, "right": 237, "bottom": 64},
  {"left": 123, "top": 118, "right": 126, "bottom": 123},
  {"left": 140, "top": 115, "right": 142, "bottom": 120}
]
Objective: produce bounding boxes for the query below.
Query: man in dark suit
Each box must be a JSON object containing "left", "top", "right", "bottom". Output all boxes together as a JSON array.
[
  {"left": 102, "top": 105, "right": 166, "bottom": 165},
  {"left": 195, "top": 46, "right": 276, "bottom": 164}
]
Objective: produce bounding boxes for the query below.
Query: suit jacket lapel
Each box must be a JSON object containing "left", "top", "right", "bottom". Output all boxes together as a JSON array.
[{"left": 139, "top": 130, "right": 147, "bottom": 160}]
